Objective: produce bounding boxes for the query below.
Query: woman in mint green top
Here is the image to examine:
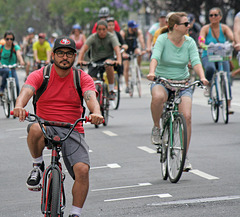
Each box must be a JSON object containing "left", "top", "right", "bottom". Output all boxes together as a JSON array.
[
  {"left": 147, "top": 12, "right": 208, "bottom": 171},
  {"left": 0, "top": 31, "right": 25, "bottom": 95}
]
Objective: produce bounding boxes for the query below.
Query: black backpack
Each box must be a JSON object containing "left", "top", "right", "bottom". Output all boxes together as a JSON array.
[{"left": 32, "top": 64, "right": 85, "bottom": 117}]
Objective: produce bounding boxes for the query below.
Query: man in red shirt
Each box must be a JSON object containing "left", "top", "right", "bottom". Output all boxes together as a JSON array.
[{"left": 12, "top": 36, "right": 103, "bottom": 217}]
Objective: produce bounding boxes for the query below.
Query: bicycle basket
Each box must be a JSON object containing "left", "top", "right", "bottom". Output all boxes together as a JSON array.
[{"left": 207, "top": 42, "right": 233, "bottom": 62}]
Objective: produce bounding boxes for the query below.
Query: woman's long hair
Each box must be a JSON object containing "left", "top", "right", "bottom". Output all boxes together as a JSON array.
[{"left": 4, "top": 31, "right": 15, "bottom": 60}]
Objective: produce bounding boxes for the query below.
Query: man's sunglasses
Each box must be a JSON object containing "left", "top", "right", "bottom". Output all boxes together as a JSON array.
[
  {"left": 5, "top": 38, "right": 14, "bottom": 41},
  {"left": 209, "top": 14, "right": 219, "bottom": 17},
  {"left": 178, "top": 22, "right": 190, "bottom": 27},
  {"left": 55, "top": 50, "right": 75, "bottom": 58}
]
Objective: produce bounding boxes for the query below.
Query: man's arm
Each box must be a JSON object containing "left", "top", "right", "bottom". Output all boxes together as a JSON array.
[
  {"left": 146, "top": 32, "right": 153, "bottom": 53},
  {"left": 234, "top": 15, "right": 240, "bottom": 51},
  {"left": 77, "top": 44, "right": 89, "bottom": 64},
  {"left": 83, "top": 90, "right": 103, "bottom": 124},
  {"left": 113, "top": 45, "right": 122, "bottom": 65},
  {"left": 13, "top": 84, "right": 35, "bottom": 121},
  {"left": 137, "top": 29, "right": 145, "bottom": 50}
]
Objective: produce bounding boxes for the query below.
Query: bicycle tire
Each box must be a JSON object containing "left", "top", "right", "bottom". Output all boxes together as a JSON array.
[
  {"left": 136, "top": 66, "right": 141, "bottom": 98},
  {"left": 210, "top": 82, "right": 219, "bottom": 123},
  {"left": 95, "top": 84, "right": 101, "bottom": 128},
  {"left": 10, "top": 82, "right": 16, "bottom": 118},
  {"left": 50, "top": 168, "right": 61, "bottom": 217},
  {"left": 220, "top": 76, "right": 228, "bottom": 124},
  {"left": 128, "top": 67, "right": 134, "bottom": 97},
  {"left": 2, "top": 89, "right": 10, "bottom": 118},
  {"left": 112, "top": 73, "right": 120, "bottom": 110},
  {"left": 161, "top": 125, "right": 169, "bottom": 180},
  {"left": 167, "top": 113, "right": 187, "bottom": 183},
  {"left": 102, "top": 83, "right": 109, "bottom": 126}
]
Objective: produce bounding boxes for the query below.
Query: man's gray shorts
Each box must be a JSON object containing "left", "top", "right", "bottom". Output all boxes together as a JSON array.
[{"left": 28, "top": 123, "right": 90, "bottom": 179}]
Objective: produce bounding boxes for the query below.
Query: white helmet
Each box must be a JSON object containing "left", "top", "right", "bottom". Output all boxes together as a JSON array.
[{"left": 98, "top": 7, "right": 110, "bottom": 18}]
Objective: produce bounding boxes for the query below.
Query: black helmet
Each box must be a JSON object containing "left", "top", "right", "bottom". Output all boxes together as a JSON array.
[{"left": 98, "top": 7, "right": 110, "bottom": 18}]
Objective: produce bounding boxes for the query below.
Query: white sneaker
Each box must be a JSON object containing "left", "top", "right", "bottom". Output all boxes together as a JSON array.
[
  {"left": 183, "top": 156, "right": 192, "bottom": 172},
  {"left": 151, "top": 126, "right": 161, "bottom": 144}
]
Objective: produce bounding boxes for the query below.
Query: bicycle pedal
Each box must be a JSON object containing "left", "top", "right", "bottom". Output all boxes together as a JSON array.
[{"left": 28, "top": 184, "right": 42, "bottom": 192}]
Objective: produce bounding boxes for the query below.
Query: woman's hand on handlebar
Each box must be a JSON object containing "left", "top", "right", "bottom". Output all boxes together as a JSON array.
[
  {"left": 12, "top": 107, "right": 28, "bottom": 122},
  {"left": 147, "top": 73, "right": 155, "bottom": 81},
  {"left": 88, "top": 113, "right": 104, "bottom": 125},
  {"left": 200, "top": 77, "right": 209, "bottom": 86}
]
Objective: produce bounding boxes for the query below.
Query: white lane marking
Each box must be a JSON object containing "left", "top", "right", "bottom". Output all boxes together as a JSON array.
[
  {"left": 92, "top": 182, "right": 152, "bottom": 192},
  {"left": 102, "top": 130, "right": 118, "bottom": 136},
  {"left": 138, "top": 146, "right": 156, "bottom": 154},
  {"left": 190, "top": 169, "right": 219, "bottom": 180},
  {"left": 6, "top": 128, "right": 26, "bottom": 132},
  {"left": 104, "top": 193, "right": 172, "bottom": 202},
  {"left": 231, "top": 102, "right": 240, "bottom": 107},
  {"left": 19, "top": 136, "right": 27, "bottom": 139},
  {"left": 91, "top": 163, "right": 121, "bottom": 170},
  {"left": 148, "top": 195, "right": 240, "bottom": 206}
]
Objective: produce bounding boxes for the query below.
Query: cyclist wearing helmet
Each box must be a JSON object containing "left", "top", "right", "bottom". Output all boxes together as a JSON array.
[
  {"left": 22, "top": 27, "right": 36, "bottom": 78},
  {"left": 91, "top": 7, "right": 120, "bottom": 33}
]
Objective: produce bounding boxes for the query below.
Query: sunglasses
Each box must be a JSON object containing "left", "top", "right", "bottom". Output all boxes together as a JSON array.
[
  {"left": 209, "top": 14, "right": 219, "bottom": 17},
  {"left": 6, "top": 38, "right": 14, "bottom": 41},
  {"left": 178, "top": 22, "right": 190, "bottom": 27}
]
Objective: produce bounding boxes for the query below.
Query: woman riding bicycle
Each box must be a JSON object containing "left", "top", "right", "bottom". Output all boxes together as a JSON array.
[
  {"left": 147, "top": 12, "right": 208, "bottom": 171},
  {"left": 0, "top": 31, "right": 25, "bottom": 95},
  {"left": 199, "top": 7, "right": 234, "bottom": 112}
]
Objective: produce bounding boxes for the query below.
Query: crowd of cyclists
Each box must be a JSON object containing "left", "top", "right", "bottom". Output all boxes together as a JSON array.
[{"left": 1, "top": 5, "right": 240, "bottom": 217}]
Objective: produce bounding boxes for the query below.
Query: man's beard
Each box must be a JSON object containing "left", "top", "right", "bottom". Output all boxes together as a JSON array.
[{"left": 54, "top": 59, "right": 74, "bottom": 70}]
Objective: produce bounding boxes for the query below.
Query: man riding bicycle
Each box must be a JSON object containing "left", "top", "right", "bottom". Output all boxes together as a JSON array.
[
  {"left": 12, "top": 36, "right": 103, "bottom": 217},
  {"left": 120, "top": 20, "right": 146, "bottom": 93},
  {"left": 33, "top": 33, "right": 51, "bottom": 69},
  {"left": 78, "top": 20, "right": 122, "bottom": 100}
]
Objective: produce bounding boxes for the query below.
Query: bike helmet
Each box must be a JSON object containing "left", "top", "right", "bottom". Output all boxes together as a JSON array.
[
  {"left": 27, "top": 27, "right": 35, "bottom": 34},
  {"left": 98, "top": 7, "right": 110, "bottom": 18},
  {"left": 72, "top": 24, "right": 81, "bottom": 30}
]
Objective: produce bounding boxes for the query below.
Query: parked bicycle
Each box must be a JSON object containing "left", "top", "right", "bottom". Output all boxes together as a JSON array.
[
  {"left": 206, "top": 42, "right": 233, "bottom": 124},
  {"left": 154, "top": 77, "right": 204, "bottom": 183},
  {"left": 127, "top": 52, "right": 142, "bottom": 98},
  {"left": 11, "top": 111, "right": 90, "bottom": 217},
  {"left": 1, "top": 63, "right": 23, "bottom": 118},
  {"left": 79, "top": 62, "right": 113, "bottom": 128}
]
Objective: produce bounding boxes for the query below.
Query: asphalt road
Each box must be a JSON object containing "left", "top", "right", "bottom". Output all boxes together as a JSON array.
[{"left": 0, "top": 69, "right": 240, "bottom": 217}]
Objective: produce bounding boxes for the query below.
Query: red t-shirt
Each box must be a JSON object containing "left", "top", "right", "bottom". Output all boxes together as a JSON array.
[
  {"left": 26, "top": 65, "right": 96, "bottom": 133},
  {"left": 92, "top": 20, "right": 121, "bottom": 33}
]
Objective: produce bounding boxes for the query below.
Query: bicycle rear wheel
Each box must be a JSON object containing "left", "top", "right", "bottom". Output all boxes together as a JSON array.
[
  {"left": 167, "top": 113, "right": 187, "bottom": 183},
  {"left": 136, "top": 66, "right": 141, "bottom": 98},
  {"left": 2, "top": 89, "right": 10, "bottom": 118},
  {"left": 220, "top": 76, "right": 228, "bottom": 124},
  {"left": 161, "top": 125, "right": 169, "bottom": 180},
  {"left": 10, "top": 82, "right": 16, "bottom": 119},
  {"left": 128, "top": 68, "right": 134, "bottom": 97},
  {"left": 112, "top": 73, "right": 120, "bottom": 110},
  {"left": 210, "top": 82, "right": 219, "bottom": 123},
  {"left": 102, "top": 83, "right": 109, "bottom": 126}
]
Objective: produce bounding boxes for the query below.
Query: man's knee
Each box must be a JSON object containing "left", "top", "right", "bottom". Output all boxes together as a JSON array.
[
  {"left": 28, "top": 123, "right": 43, "bottom": 138},
  {"left": 73, "top": 162, "right": 89, "bottom": 181}
]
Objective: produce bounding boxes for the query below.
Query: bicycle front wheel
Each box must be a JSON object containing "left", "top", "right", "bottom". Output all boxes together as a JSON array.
[
  {"left": 9, "top": 82, "right": 16, "bottom": 118},
  {"left": 112, "top": 73, "right": 120, "bottom": 110},
  {"left": 50, "top": 168, "right": 61, "bottom": 217},
  {"left": 167, "top": 113, "right": 187, "bottom": 183},
  {"left": 161, "top": 125, "right": 169, "bottom": 180},
  {"left": 220, "top": 76, "right": 228, "bottom": 124},
  {"left": 2, "top": 89, "right": 10, "bottom": 118},
  {"left": 210, "top": 82, "right": 219, "bottom": 123},
  {"left": 136, "top": 66, "right": 141, "bottom": 98},
  {"left": 102, "top": 83, "right": 109, "bottom": 126}
]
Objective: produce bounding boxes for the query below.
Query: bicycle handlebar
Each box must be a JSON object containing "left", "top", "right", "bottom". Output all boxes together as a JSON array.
[
  {"left": 77, "top": 62, "right": 115, "bottom": 68},
  {"left": 154, "top": 76, "right": 204, "bottom": 89},
  {"left": 0, "top": 63, "right": 24, "bottom": 69},
  {"left": 10, "top": 111, "right": 91, "bottom": 144}
]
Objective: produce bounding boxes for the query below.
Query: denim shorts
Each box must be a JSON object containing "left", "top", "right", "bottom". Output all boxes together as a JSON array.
[{"left": 150, "top": 82, "right": 193, "bottom": 99}]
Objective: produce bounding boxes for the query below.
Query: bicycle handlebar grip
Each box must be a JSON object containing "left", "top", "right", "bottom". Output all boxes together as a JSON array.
[
  {"left": 85, "top": 116, "right": 105, "bottom": 124},
  {"left": 10, "top": 110, "right": 29, "bottom": 116}
]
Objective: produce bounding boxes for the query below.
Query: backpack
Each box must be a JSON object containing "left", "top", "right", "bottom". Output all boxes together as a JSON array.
[
  {"left": 0, "top": 45, "right": 16, "bottom": 60},
  {"left": 32, "top": 64, "right": 85, "bottom": 117}
]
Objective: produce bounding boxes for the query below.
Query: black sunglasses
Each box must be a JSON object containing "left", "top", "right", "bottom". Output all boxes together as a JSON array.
[
  {"left": 209, "top": 14, "right": 219, "bottom": 17},
  {"left": 178, "top": 22, "right": 190, "bottom": 27},
  {"left": 6, "top": 38, "right": 14, "bottom": 41},
  {"left": 55, "top": 50, "right": 75, "bottom": 58}
]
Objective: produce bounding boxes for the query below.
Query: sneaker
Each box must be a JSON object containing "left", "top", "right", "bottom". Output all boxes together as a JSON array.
[
  {"left": 125, "top": 87, "right": 129, "bottom": 93},
  {"left": 229, "top": 110, "right": 234, "bottom": 115},
  {"left": 151, "top": 126, "right": 161, "bottom": 145},
  {"left": 183, "top": 156, "right": 192, "bottom": 172},
  {"left": 69, "top": 215, "right": 80, "bottom": 217},
  {"left": 108, "top": 90, "right": 116, "bottom": 100},
  {"left": 26, "top": 162, "right": 45, "bottom": 190},
  {"left": 204, "top": 85, "right": 210, "bottom": 97}
]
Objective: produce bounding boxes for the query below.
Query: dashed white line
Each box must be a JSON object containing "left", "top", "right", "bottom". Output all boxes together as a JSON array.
[
  {"left": 104, "top": 193, "right": 172, "bottom": 202},
  {"left": 91, "top": 163, "right": 121, "bottom": 170},
  {"left": 138, "top": 146, "right": 156, "bottom": 154},
  {"left": 6, "top": 128, "right": 26, "bottom": 132},
  {"left": 190, "top": 169, "right": 219, "bottom": 180},
  {"left": 102, "top": 130, "right": 118, "bottom": 136},
  {"left": 92, "top": 182, "right": 152, "bottom": 192}
]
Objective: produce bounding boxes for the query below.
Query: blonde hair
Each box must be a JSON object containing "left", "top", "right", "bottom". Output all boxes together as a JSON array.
[
  {"left": 160, "top": 12, "right": 188, "bottom": 34},
  {"left": 209, "top": 7, "right": 222, "bottom": 17}
]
